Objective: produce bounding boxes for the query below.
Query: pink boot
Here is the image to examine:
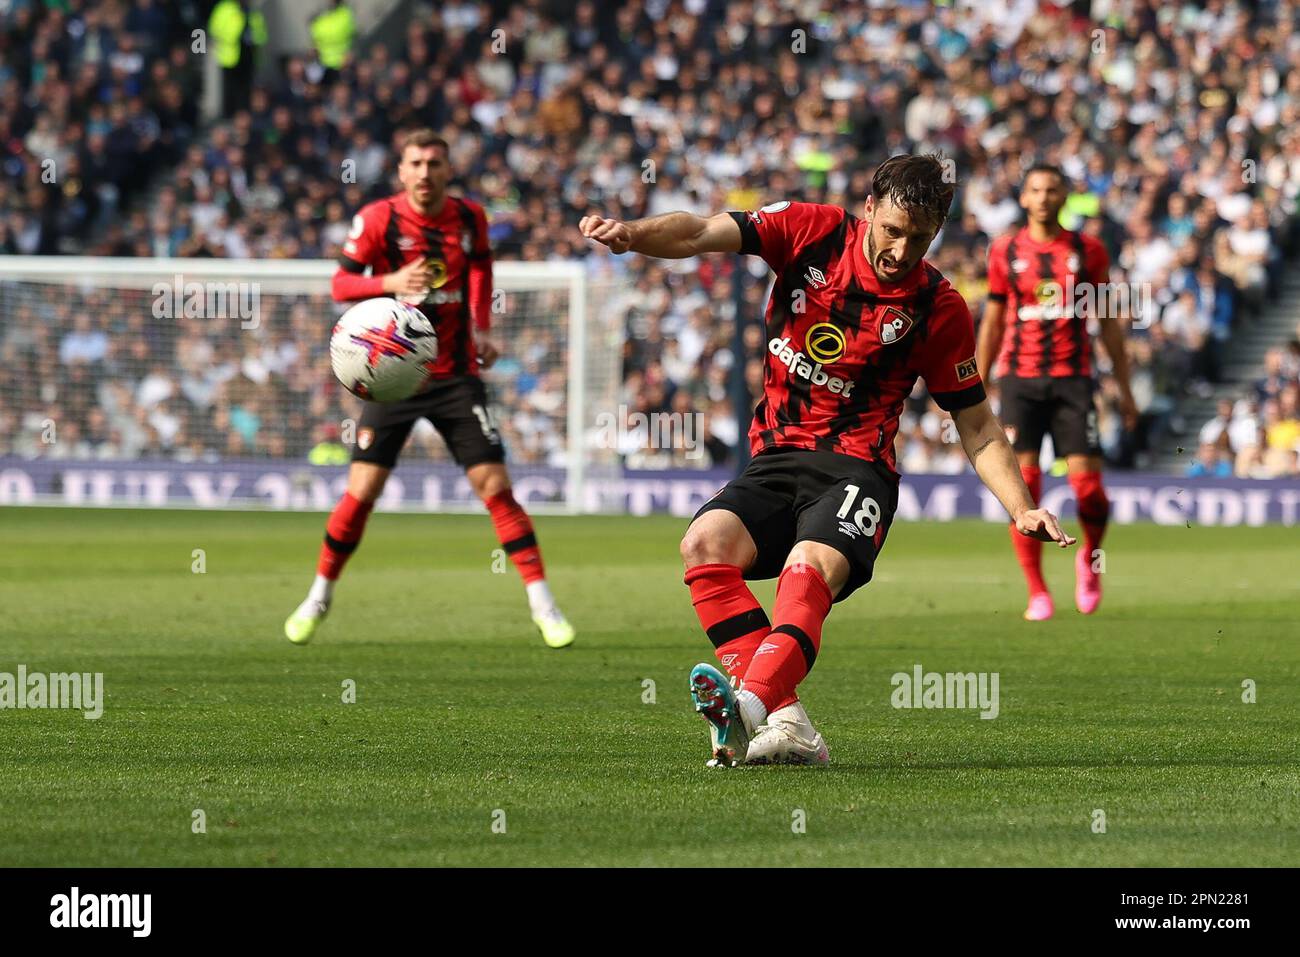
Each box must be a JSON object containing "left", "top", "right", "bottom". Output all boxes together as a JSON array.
[
  {"left": 1024, "top": 592, "right": 1054, "bottom": 622},
  {"left": 1075, "top": 548, "right": 1102, "bottom": 614}
]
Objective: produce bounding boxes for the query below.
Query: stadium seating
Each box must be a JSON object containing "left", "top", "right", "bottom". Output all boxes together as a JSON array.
[{"left": 2, "top": 0, "right": 1298, "bottom": 475}]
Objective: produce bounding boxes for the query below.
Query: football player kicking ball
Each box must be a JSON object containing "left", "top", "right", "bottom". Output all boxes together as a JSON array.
[
  {"left": 284, "top": 128, "right": 575, "bottom": 649},
  {"left": 976, "top": 165, "right": 1136, "bottom": 622},
  {"left": 581, "top": 154, "right": 1073, "bottom": 767}
]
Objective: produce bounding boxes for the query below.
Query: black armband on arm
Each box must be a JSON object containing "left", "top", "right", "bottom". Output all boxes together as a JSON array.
[
  {"left": 727, "top": 211, "right": 762, "bottom": 256},
  {"left": 931, "top": 381, "right": 987, "bottom": 412}
]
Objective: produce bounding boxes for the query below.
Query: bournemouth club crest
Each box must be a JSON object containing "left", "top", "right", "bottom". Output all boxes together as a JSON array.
[{"left": 878, "top": 306, "right": 914, "bottom": 345}]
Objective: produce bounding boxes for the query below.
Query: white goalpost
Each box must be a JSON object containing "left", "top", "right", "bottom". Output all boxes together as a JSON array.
[{"left": 0, "top": 256, "right": 625, "bottom": 513}]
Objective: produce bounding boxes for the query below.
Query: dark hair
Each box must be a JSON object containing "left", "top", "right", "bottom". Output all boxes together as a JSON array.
[
  {"left": 871, "top": 153, "right": 956, "bottom": 230},
  {"left": 398, "top": 128, "right": 449, "bottom": 158},
  {"left": 1021, "top": 164, "right": 1066, "bottom": 190}
]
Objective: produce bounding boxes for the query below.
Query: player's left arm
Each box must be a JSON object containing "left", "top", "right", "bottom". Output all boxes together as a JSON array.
[
  {"left": 923, "top": 286, "right": 1073, "bottom": 546},
  {"left": 1097, "top": 315, "right": 1136, "bottom": 429},
  {"left": 466, "top": 201, "right": 499, "bottom": 368},
  {"left": 1088, "top": 238, "right": 1136, "bottom": 428},
  {"left": 953, "top": 400, "right": 1075, "bottom": 546},
  {"left": 976, "top": 236, "right": 1009, "bottom": 383}
]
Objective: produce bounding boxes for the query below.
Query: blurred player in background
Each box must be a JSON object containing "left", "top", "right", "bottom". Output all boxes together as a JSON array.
[
  {"left": 284, "top": 129, "right": 575, "bottom": 649},
  {"left": 977, "top": 166, "right": 1137, "bottom": 622},
  {"left": 582, "top": 154, "right": 1074, "bottom": 767}
]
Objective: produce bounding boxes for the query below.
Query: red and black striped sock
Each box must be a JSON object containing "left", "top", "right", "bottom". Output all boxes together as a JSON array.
[
  {"left": 485, "top": 489, "right": 546, "bottom": 585},
  {"left": 742, "top": 563, "right": 833, "bottom": 712},
  {"left": 317, "top": 492, "right": 374, "bottom": 581},
  {"left": 684, "top": 563, "right": 771, "bottom": 681}
]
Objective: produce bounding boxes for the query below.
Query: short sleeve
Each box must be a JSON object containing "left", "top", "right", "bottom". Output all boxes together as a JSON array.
[
  {"left": 470, "top": 203, "right": 491, "bottom": 261},
  {"left": 986, "top": 236, "right": 1009, "bottom": 301},
  {"left": 1083, "top": 235, "right": 1110, "bottom": 285},
  {"left": 919, "top": 286, "right": 987, "bottom": 412},
  {"left": 727, "top": 201, "right": 842, "bottom": 273},
  {"left": 339, "top": 207, "right": 381, "bottom": 272}
]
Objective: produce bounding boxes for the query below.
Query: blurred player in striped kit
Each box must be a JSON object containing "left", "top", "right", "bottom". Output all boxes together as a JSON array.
[
  {"left": 977, "top": 166, "right": 1137, "bottom": 621},
  {"left": 285, "top": 129, "right": 575, "bottom": 649}
]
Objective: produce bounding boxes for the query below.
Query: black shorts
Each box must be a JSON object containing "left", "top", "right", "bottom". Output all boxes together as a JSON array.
[
  {"left": 351, "top": 376, "right": 505, "bottom": 470},
  {"left": 998, "top": 375, "right": 1101, "bottom": 457},
  {"left": 693, "top": 448, "right": 900, "bottom": 602}
]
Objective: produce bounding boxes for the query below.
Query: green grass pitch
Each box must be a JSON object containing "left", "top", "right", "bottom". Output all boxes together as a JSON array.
[{"left": 1, "top": 506, "right": 1297, "bottom": 866}]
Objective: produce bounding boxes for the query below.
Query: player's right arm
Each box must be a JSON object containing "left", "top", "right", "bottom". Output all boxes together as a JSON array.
[
  {"left": 331, "top": 207, "right": 433, "bottom": 302},
  {"left": 977, "top": 236, "right": 1010, "bottom": 382},
  {"left": 579, "top": 211, "right": 741, "bottom": 258},
  {"left": 975, "top": 298, "right": 1005, "bottom": 385},
  {"left": 583, "top": 202, "right": 841, "bottom": 271}
]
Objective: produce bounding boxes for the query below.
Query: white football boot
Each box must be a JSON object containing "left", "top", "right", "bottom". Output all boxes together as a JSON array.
[
  {"left": 532, "top": 605, "right": 576, "bottom": 649},
  {"left": 526, "top": 581, "right": 576, "bottom": 648},
  {"left": 745, "top": 701, "right": 830, "bottom": 766}
]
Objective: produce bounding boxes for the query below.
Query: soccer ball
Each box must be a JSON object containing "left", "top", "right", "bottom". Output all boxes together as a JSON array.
[{"left": 330, "top": 298, "right": 439, "bottom": 401}]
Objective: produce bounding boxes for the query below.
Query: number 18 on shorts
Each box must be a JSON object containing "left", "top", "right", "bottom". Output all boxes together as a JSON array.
[{"left": 693, "top": 449, "right": 900, "bottom": 602}]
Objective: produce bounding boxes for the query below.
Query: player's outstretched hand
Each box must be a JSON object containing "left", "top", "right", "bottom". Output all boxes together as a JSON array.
[
  {"left": 580, "top": 215, "right": 633, "bottom": 254},
  {"left": 1015, "top": 507, "right": 1076, "bottom": 547}
]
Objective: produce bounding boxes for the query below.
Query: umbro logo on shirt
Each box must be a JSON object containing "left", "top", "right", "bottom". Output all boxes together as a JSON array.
[{"left": 804, "top": 265, "right": 827, "bottom": 288}]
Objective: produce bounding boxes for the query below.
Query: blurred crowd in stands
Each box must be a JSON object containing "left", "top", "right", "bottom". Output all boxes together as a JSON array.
[
  {"left": 2, "top": 0, "right": 1299, "bottom": 476},
  {"left": 1189, "top": 337, "right": 1300, "bottom": 478}
]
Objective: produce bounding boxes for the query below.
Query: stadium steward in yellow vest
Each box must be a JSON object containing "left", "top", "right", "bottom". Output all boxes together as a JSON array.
[{"left": 311, "top": 1, "right": 356, "bottom": 71}]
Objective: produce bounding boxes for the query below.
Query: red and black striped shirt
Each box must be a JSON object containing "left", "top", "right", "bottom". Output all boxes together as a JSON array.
[
  {"left": 732, "top": 201, "right": 986, "bottom": 479},
  {"left": 987, "top": 226, "right": 1109, "bottom": 379},
  {"left": 334, "top": 192, "right": 492, "bottom": 378}
]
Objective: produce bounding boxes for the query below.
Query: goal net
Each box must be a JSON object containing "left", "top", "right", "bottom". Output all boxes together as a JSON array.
[{"left": 0, "top": 257, "right": 625, "bottom": 512}]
